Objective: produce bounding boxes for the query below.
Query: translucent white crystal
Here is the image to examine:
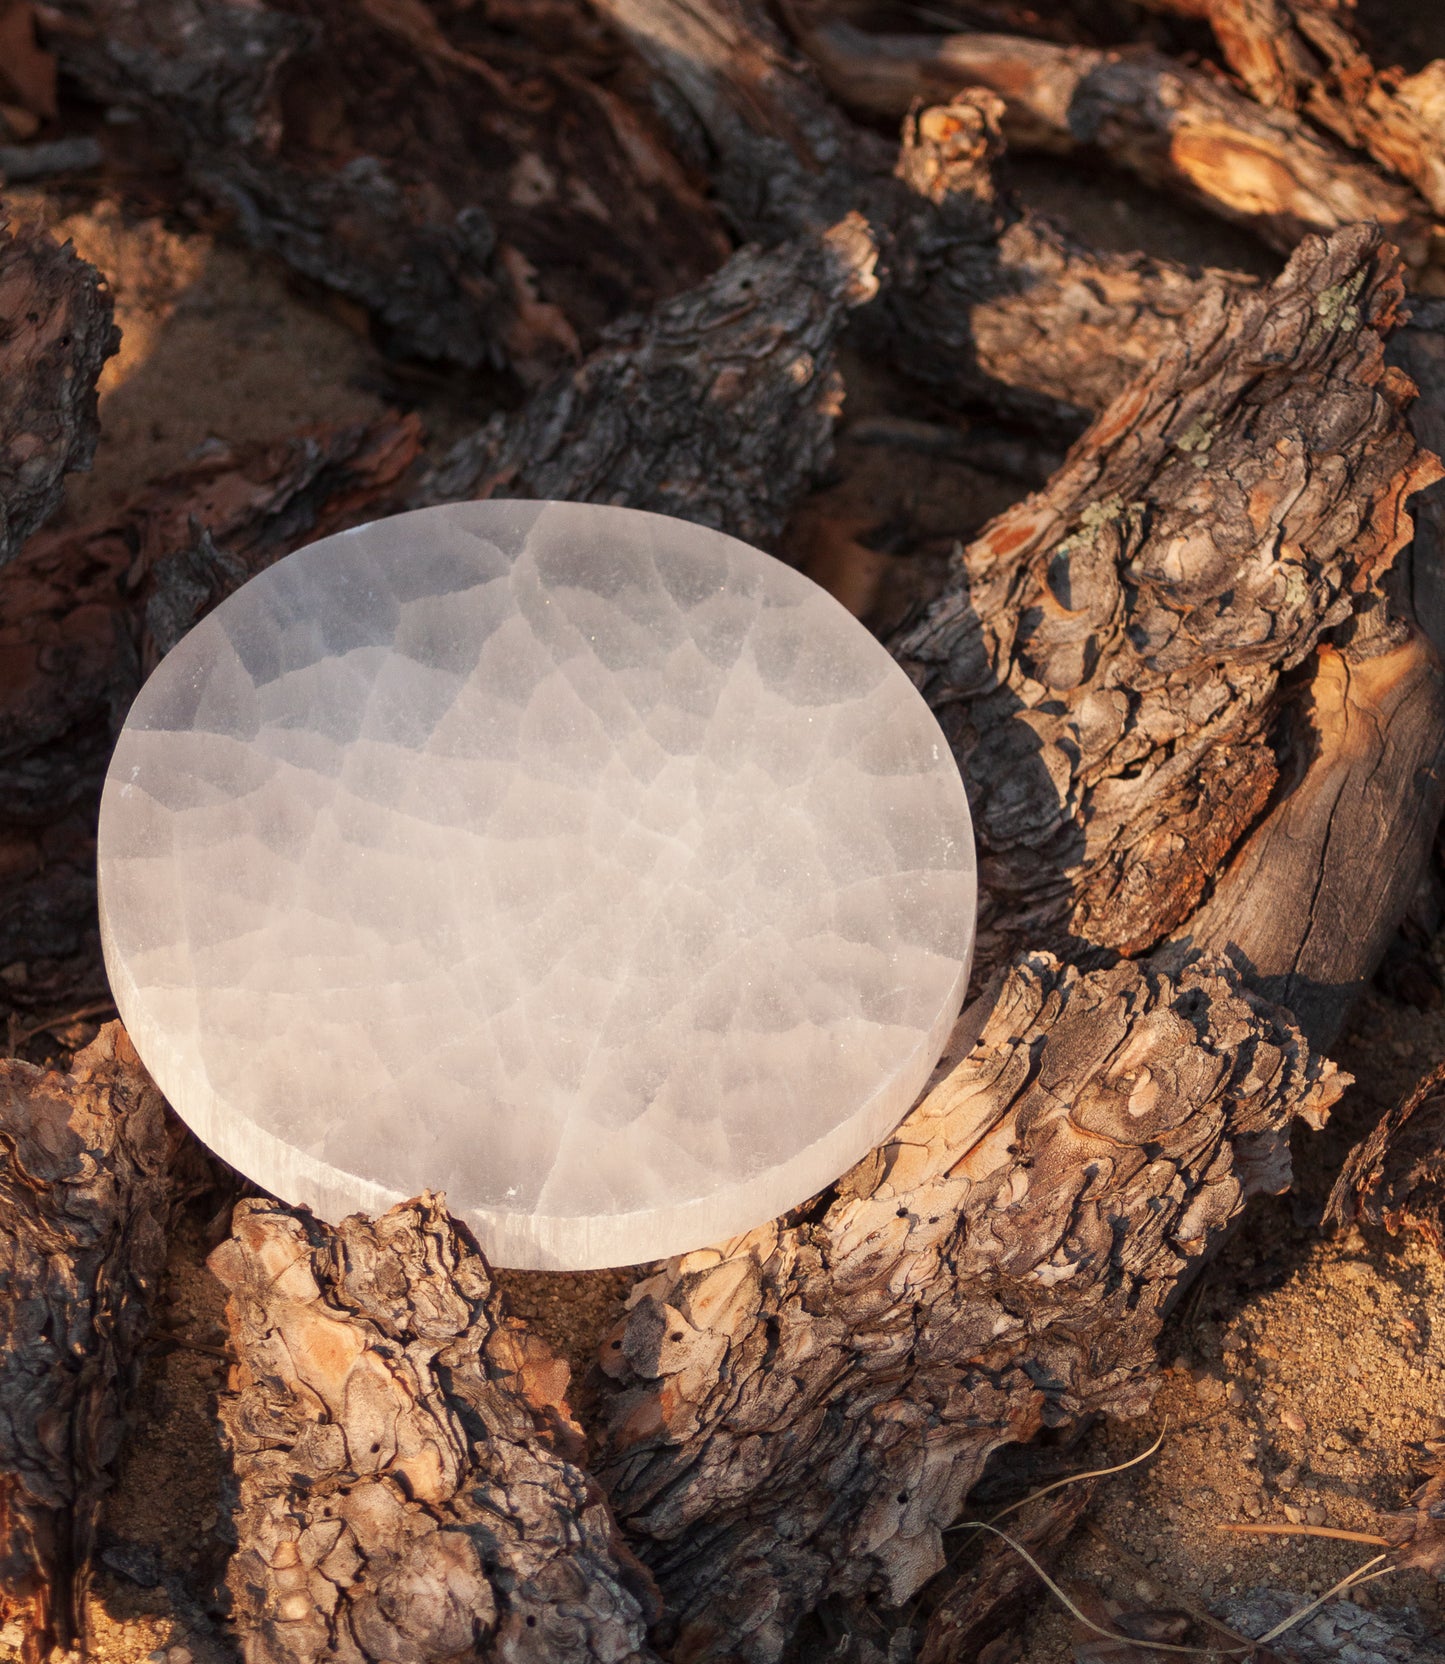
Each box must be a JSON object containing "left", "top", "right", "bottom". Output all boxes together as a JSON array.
[{"left": 98, "top": 501, "right": 976, "bottom": 1269}]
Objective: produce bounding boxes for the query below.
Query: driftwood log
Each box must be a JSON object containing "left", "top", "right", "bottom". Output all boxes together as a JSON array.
[
  {"left": 209, "top": 1195, "right": 660, "bottom": 1664},
  {"left": 0, "top": 212, "right": 116, "bottom": 567},
  {"left": 44, "top": 0, "right": 730, "bottom": 380},
  {"left": 0, "top": 1025, "right": 178, "bottom": 1663}
]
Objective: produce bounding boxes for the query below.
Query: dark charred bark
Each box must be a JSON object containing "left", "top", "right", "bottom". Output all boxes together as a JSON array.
[
  {"left": 44, "top": 0, "right": 730, "bottom": 381},
  {"left": 589, "top": 951, "right": 1344, "bottom": 1663},
  {"left": 0, "top": 1024, "right": 180, "bottom": 1662},
  {"left": 209, "top": 1194, "right": 660, "bottom": 1664},
  {"left": 0, "top": 209, "right": 117, "bottom": 566},
  {"left": 413, "top": 216, "right": 879, "bottom": 549}
]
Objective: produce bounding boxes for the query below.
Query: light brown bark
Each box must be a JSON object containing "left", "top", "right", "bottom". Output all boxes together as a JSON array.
[
  {"left": 590, "top": 951, "right": 1343, "bottom": 1662},
  {"left": 792, "top": 13, "right": 1441, "bottom": 281},
  {"left": 209, "top": 1195, "right": 660, "bottom": 1664}
]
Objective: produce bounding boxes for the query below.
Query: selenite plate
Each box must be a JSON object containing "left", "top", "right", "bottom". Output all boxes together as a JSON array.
[{"left": 97, "top": 501, "right": 976, "bottom": 1268}]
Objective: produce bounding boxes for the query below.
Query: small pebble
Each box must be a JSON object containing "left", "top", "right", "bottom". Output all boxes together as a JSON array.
[{"left": 1281, "top": 1409, "right": 1306, "bottom": 1434}]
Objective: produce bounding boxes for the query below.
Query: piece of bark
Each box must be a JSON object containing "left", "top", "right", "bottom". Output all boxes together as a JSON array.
[
  {"left": 413, "top": 216, "right": 879, "bottom": 548},
  {"left": 792, "top": 15, "right": 1439, "bottom": 279},
  {"left": 0, "top": 414, "right": 420, "bottom": 1012},
  {"left": 1141, "top": 0, "right": 1445, "bottom": 220},
  {"left": 0, "top": 209, "right": 117, "bottom": 566},
  {"left": 594, "top": 0, "right": 1245, "bottom": 428},
  {"left": 45, "top": 0, "right": 729, "bottom": 381},
  {"left": 589, "top": 950, "right": 1344, "bottom": 1663},
  {"left": 877, "top": 92, "right": 1231, "bottom": 428},
  {"left": 1326, "top": 1059, "right": 1445, "bottom": 1247},
  {"left": 917, "top": 1482, "right": 1095, "bottom": 1664},
  {"left": 889, "top": 224, "right": 1441, "bottom": 995},
  {"left": 0, "top": 1023, "right": 180, "bottom": 1662},
  {"left": 1385, "top": 298, "right": 1445, "bottom": 656},
  {"left": 209, "top": 1194, "right": 659, "bottom": 1664}
]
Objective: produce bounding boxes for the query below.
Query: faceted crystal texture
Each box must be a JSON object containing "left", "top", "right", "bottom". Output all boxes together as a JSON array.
[{"left": 98, "top": 501, "right": 976, "bottom": 1269}]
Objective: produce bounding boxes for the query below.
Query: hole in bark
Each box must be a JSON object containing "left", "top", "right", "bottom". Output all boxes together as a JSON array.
[
  {"left": 526, "top": 1616, "right": 537, "bottom": 1628},
  {"left": 897, "top": 1492, "right": 909, "bottom": 1504}
]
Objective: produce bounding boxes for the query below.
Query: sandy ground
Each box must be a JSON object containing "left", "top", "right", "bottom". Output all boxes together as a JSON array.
[{"left": 7, "top": 91, "right": 1445, "bottom": 1664}]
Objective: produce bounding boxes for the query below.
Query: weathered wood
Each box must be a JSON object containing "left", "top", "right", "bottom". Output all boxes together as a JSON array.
[
  {"left": 878, "top": 92, "right": 1229, "bottom": 429},
  {"left": 44, "top": 0, "right": 730, "bottom": 380},
  {"left": 792, "top": 14, "right": 1439, "bottom": 277},
  {"left": 414, "top": 216, "right": 879, "bottom": 548},
  {"left": 591, "top": 0, "right": 1241, "bottom": 428},
  {"left": 0, "top": 415, "right": 420, "bottom": 1018},
  {"left": 0, "top": 209, "right": 117, "bottom": 566},
  {"left": 889, "top": 224, "right": 1441, "bottom": 994},
  {"left": 0, "top": 1024, "right": 179, "bottom": 1663},
  {"left": 1186, "top": 624, "right": 1445, "bottom": 1048},
  {"left": 209, "top": 1194, "right": 660, "bottom": 1664},
  {"left": 590, "top": 950, "right": 1344, "bottom": 1663},
  {"left": 1142, "top": 0, "right": 1445, "bottom": 224}
]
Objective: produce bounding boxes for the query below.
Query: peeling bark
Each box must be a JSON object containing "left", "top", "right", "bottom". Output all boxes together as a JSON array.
[
  {"left": 209, "top": 1195, "right": 659, "bottom": 1664},
  {"left": 413, "top": 217, "right": 879, "bottom": 549},
  {"left": 0, "top": 414, "right": 420, "bottom": 1016},
  {"left": 1327, "top": 1060, "right": 1445, "bottom": 1250},
  {"left": 889, "top": 225, "right": 1441, "bottom": 991},
  {"left": 793, "top": 15, "right": 1439, "bottom": 279},
  {"left": 0, "top": 1024, "right": 179, "bottom": 1663},
  {"left": 44, "top": 0, "right": 730, "bottom": 380},
  {"left": 0, "top": 210, "right": 117, "bottom": 566},
  {"left": 590, "top": 951, "right": 1344, "bottom": 1663}
]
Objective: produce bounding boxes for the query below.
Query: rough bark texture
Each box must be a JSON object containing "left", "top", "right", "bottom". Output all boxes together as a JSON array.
[
  {"left": 413, "top": 217, "right": 879, "bottom": 548},
  {"left": 889, "top": 225, "right": 1441, "bottom": 992},
  {"left": 793, "top": 16, "right": 1440, "bottom": 281},
  {"left": 1148, "top": 0, "right": 1445, "bottom": 219},
  {"left": 0, "top": 415, "right": 420, "bottom": 1017},
  {"left": 590, "top": 950, "right": 1344, "bottom": 1664},
  {"left": 878, "top": 92, "right": 1231, "bottom": 428},
  {"left": 1326, "top": 1059, "right": 1445, "bottom": 1249},
  {"left": 1185, "top": 624, "right": 1445, "bottom": 1048},
  {"left": 0, "top": 1024, "right": 179, "bottom": 1663},
  {"left": 594, "top": 0, "right": 1244, "bottom": 427},
  {"left": 44, "top": 0, "right": 730, "bottom": 380},
  {"left": 0, "top": 210, "right": 117, "bottom": 566},
  {"left": 209, "top": 1195, "right": 659, "bottom": 1664}
]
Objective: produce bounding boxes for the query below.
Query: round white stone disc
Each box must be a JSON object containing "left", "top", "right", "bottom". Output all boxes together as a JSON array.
[{"left": 98, "top": 501, "right": 976, "bottom": 1269}]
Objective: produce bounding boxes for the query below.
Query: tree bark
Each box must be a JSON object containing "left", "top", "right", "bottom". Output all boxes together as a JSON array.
[
  {"left": 44, "top": 0, "right": 730, "bottom": 381},
  {"left": 589, "top": 950, "right": 1344, "bottom": 1663},
  {"left": 593, "top": 0, "right": 1244, "bottom": 428},
  {"left": 791, "top": 14, "right": 1440, "bottom": 281},
  {"left": 0, "top": 209, "right": 117, "bottom": 567},
  {"left": 0, "top": 1024, "right": 180, "bottom": 1663},
  {"left": 413, "top": 216, "right": 879, "bottom": 549},
  {"left": 209, "top": 1194, "right": 660, "bottom": 1664},
  {"left": 0, "top": 415, "right": 420, "bottom": 1021},
  {"left": 1141, "top": 0, "right": 1445, "bottom": 221},
  {"left": 889, "top": 224, "right": 1442, "bottom": 1001}
]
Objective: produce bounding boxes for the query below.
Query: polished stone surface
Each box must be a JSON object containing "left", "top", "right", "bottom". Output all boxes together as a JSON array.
[{"left": 98, "top": 502, "right": 975, "bottom": 1268}]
